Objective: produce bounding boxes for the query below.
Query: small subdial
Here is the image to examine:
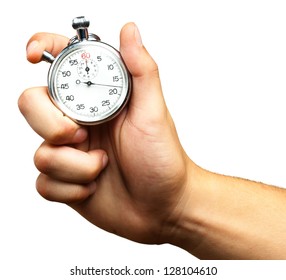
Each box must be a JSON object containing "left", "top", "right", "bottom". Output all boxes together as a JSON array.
[{"left": 77, "top": 59, "right": 98, "bottom": 80}]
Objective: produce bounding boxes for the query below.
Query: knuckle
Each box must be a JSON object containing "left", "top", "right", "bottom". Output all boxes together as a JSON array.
[
  {"left": 34, "top": 146, "right": 52, "bottom": 174},
  {"left": 35, "top": 174, "right": 53, "bottom": 201},
  {"left": 18, "top": 88, "right": 33, "bottom": 116}
]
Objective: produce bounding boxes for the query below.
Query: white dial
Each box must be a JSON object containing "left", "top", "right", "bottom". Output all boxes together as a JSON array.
[{"left": 48, "top": 42, "right": 131, "bottom": 125}]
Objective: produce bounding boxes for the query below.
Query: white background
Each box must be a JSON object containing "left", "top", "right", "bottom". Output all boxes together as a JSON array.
[{"left": 2, "top": 0, "right": 286, "bottom": 278}]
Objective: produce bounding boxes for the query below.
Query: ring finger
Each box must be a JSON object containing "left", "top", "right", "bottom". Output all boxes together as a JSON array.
[{"left": 34, "top": 141, "right": 108, "bottom": 183}]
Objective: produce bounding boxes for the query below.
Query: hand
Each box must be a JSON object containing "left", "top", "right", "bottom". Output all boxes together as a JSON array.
[
  {"left": 19, "top": 22, "right": 286, "bottom": 260},
  {"left": 19, "top": 23, "right": 191, "bottom": 245}
]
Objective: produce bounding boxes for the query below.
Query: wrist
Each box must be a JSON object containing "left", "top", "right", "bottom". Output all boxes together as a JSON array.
[
  {"left": 165, "top": 159, "right": 286, "bottom": 259},
  {"left": 160, "top": 158, "right": 209, "bottom": 254}
]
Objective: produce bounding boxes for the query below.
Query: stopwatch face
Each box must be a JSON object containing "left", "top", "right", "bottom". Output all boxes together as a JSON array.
[{"left": 48, "top": 41, "right": 131, "bottom": 125}]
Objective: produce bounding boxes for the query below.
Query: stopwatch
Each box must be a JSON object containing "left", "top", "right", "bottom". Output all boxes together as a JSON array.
[{"left": 42, "top": 16, "right": 131, "bottom": 125}]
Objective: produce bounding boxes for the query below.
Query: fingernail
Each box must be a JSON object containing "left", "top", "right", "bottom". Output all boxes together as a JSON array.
[
  {"left": 26, "top": 40, "right": 39, "bottom": 57},
  {"left": 88, "top": 181, "right": 97, "bottom": 194},
  {"left": 134, "top": 24, "right": 143, "bottom": 47},
  {"left": 72, "top": 128, "right": 88, "bottom": 143},
  {"left": 102, "top": 154, "right": 109, "bottom": 168}
]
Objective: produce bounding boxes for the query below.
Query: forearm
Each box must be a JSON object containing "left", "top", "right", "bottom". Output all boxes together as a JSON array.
[{"left": 170, "top": 161, "right": 286, "bottom": 259}]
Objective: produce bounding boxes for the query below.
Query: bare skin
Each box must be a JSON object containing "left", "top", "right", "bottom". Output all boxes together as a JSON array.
[{"left": 19, "top": 23, "right": 286, "bottom": 259}]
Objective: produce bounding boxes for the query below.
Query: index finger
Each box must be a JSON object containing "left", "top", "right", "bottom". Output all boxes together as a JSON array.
[{"left": 26, "top": 32, "right": 69, "bottom": 63}]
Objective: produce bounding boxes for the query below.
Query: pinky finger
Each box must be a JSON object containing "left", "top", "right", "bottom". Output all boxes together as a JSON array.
[{"left": 36, "top": 173, "right": 97, "bottom": 204}]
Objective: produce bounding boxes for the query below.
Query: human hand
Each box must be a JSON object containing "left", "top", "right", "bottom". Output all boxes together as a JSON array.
[
  {"left": 19, "top": 23, "right": 192, "bottom": 245},
  {"left": 20, "top": 21, "right": 286, "bottom": 260}
]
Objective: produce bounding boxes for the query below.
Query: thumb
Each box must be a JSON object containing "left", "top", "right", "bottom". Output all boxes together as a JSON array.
[{"left": 120, "top": 23, "right": 167, "bottom": 122}]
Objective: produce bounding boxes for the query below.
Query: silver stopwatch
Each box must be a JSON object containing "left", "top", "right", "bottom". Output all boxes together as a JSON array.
[{"left": 42, "top": 16, "right": 131, "bottom": 125}]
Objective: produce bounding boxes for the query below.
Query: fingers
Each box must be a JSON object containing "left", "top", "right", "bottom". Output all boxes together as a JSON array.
[
  {"left": 21, "top": 33, "right": 87, "bottom": 145},
  {"left": 120, "top": 23, "right": 158, "bottom": 78},
  {"left": 26, "top": 33, "right": 69, "bottom": 63},
  {"left": 34, "top": 142, "right": 108, "bottom": 183},
  {"left": 36, "top": 174, "right": 97, "bottom": 204},
  {"left": 35, "top": 143, "right": 108, "bottom": 203},
  {"left": 18, "top": 87, "right": 87, "bottom": 145},
  {"left": 119, "top": 23, "right": 167, "bottom": 123}
]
